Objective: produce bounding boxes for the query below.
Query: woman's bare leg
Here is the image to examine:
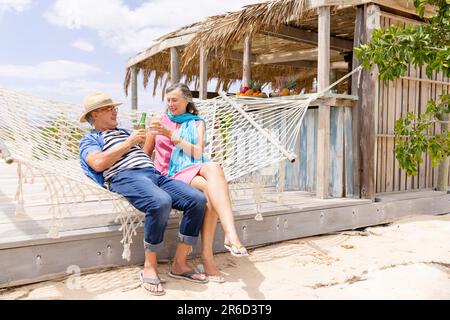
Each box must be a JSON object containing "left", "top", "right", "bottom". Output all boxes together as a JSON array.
[
  {"left": 199, "top": 162, "right": 247, "bottom": 255},
  {"left": 191, "top": 176, "right": 223, "bottom": 279}
]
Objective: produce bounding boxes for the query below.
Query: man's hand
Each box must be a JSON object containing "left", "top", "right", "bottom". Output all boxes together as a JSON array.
[{"left": 126, "top": 129, "right": 147, "bottom": 147}]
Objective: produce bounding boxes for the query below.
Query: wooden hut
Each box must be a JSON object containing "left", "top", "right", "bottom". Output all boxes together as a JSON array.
[{"left": 124, "top": 0, "right": 449, "bottom": 200}]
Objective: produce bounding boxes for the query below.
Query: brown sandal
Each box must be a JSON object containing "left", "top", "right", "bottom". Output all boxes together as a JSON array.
[{"left": 168, "top": 269, "right": 209, "bottom": 284}]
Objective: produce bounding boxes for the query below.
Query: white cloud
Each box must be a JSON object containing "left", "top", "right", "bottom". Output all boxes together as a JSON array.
[
  {"left": 0, "top": 60, "right": 100, "bottom": 80},
  {"left": 44, "top": 0, "right": 265, "bottom": 54},
  {"left": 0, "top": 0, "right": 32, "bottom": 15},
  {"left": 29, "top": 79, "right": 123, "bottom": 98},
  {"left": 5, "top": 78, "right": 167, "bottom": 110},
  {"left": 71, "top": 39, "right": 95, "bottom": 52}
]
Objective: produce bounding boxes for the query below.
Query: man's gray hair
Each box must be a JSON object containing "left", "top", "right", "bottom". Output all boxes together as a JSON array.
[{"left": 85, "top": 113, "right": 94, "bottom": 126}]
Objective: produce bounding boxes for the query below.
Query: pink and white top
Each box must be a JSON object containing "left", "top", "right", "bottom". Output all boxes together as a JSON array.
[{"left": 153, "top": 113, "right": 203, "bottom": 184}]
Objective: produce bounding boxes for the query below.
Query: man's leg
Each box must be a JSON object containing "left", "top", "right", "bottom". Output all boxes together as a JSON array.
[
  {"left": 158, "top": 174, "right": 207, "bottom": 280},
  {"left": 109, "top": 168, "right": 172, "bottom": 292}
]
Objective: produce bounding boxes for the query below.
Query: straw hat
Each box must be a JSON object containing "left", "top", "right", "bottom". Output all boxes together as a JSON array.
[{"left": 79, "top": 92, "right": 122, "bottom": 123}]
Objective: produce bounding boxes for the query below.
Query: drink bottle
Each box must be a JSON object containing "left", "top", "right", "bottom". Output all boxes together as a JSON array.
[{"left": 138, "top": 112, "right": 147, "bottom": 129}]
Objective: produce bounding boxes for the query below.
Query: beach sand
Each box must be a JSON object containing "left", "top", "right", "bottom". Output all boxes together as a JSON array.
[{"left": 1, "top": 214, "right": 449, "bottom": 300}]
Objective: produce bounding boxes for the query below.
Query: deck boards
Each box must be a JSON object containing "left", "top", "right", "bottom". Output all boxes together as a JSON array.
[
  {"left": 0, "top": 165, "right": 371, "bottom": 246},
  {"left": 1, "top": 161, "right": 449, "bottom": 288}
]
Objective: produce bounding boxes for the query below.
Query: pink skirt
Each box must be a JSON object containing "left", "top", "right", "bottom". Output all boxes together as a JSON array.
[{"left": 171, "top": 164, "right": 203, "bottom": 184}]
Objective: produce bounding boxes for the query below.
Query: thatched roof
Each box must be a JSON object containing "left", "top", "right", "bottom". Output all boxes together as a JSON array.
[{"left": 123, "top": 0, "right": 426, "bottom": 97}]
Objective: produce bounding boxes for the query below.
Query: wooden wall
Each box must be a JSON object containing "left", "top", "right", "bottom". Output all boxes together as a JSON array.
[
  {"left": 375, "top": 13, "right": 450, "bottom": 193},
  {"left": 285, "top": 106, "right": 354, "bottom": 197}
]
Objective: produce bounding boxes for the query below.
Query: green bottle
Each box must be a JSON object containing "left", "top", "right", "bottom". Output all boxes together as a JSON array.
[{"left": 138, "top": 112, "right": 147, "bottom": 129}]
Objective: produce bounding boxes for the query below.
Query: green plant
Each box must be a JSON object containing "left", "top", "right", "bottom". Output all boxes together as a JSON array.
[{"left": 394, "top": 93, "right": 450, "bottom": 175}]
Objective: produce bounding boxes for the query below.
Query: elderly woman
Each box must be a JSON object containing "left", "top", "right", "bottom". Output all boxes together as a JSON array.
[{"left": 144, "top": 83, "right": 248, "bottom": 283}]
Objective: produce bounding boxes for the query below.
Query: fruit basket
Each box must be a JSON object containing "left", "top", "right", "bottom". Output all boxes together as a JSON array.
[{"left": 236, "top": 81, "right": 268, "bottom": 98}]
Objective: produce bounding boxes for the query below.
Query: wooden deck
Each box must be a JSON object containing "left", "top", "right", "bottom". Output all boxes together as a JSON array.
[{"left": 1, "top": 162, "right": 449, "bottom": 288}]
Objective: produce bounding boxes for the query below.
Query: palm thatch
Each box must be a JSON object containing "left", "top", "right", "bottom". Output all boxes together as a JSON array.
[
  {"left": 124, "top": 0, "right": 353, "bottom": 97},
  {"left": 182, "top": 0, "right": 311, "bottom": 68}
]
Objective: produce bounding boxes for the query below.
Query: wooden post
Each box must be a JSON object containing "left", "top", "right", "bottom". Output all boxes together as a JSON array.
[
  {"left": 437, "top": 113, "right": 449, "bottom": 191},
  {"left": 351, "top": 6, "right": 363, "bottom": 197},
  {"left": 316, "top": 6, "right": 330, "bottom": 199},
  {"left": 242, "top": 35, "right": 252, "bottom": 87},
  {"left": 357, "top": 4, "right": 380, "bottom": 200},
  {"left": 130, "top": 66, "right": 138, "bottom": 111},
  {"left": 330, "top": 69, "right": 337, "bottom": 87},
  {"left": 170, "top": 47, "right": 180, "bottom": 84},
  {"left": 199, "top": 47, "right": 208, "bottom": 100},
  {"left": 317, "top": 7, "right": 330, "bottom": 91}
]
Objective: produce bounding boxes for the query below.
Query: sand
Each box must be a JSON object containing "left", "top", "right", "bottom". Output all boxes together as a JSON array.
[{"left": 1, "top": 214, "right": 449, "bottom": 300}]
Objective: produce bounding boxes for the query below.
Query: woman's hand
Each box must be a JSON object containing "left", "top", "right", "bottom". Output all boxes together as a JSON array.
[{"left": 149, "top": 123, "right": 172, "bottom": 138}]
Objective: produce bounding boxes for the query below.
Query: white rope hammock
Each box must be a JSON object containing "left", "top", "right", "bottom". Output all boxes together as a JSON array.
[{"left": 0, "top": 67, "right": 361, "bottom": 261}]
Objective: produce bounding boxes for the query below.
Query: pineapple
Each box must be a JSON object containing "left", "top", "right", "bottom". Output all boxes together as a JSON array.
[
  {"left": 252, "top": 82, "right": 262, "bottom": 93},
  {"left": 287, "top": 80, "right": 297, "bottom": 90},
  {"left": 287, "top": 80, "right": 297, "bottom": 95}
]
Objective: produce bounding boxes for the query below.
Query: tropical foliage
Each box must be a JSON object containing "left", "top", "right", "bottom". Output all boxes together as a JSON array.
[{"left": 355, "top": 0, "right": 450, "bottom": 176}]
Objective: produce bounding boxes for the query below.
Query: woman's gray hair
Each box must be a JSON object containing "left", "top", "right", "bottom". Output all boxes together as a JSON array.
[{"left": 165, "top": 83, "right": 199, "bottom": 115}]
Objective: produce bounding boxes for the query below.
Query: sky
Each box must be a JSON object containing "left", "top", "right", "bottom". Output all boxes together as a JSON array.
[{"left": 0, "top": 0, "right": 264, "bottom": 111}]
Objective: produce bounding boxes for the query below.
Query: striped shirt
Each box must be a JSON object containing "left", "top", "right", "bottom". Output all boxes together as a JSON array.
[{"left": 101, "top": 129, "right": 154, "bottom": 181}]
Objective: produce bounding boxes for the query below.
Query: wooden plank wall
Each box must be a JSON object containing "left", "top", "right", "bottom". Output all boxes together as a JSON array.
[
  {"left": 285, "top": 106, "right": 353, "bottom": 197},
  {"left": 287, "top": 108, "right": 318, "bottom": 193},
  {"left": 376, "top": 14, "right": 450, "bottom": 193}
]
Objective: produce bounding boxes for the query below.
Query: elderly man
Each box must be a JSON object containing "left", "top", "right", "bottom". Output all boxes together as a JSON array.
[{"left": 78, "top": 92, "right": 208, "bottom": 296}]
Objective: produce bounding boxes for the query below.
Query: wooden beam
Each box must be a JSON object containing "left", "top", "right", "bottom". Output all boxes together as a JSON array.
[
  {"left": 400, "top": 76, "right": 450, "bottom": 87},
  {"left": 316, "top": 6, "right": 331, "bottom": 199},
  {"left": 331, "top": 61, "right": 348, "bottom": 70},
  {"left": 256, "top": 48, "right": 320, "bottom": 64},
  {"left": 358, "top": 4, "right": 380, "bottom": 200},
  {"left": 351, "top": 5, "right": 363, "bottom": 198},
  {"left": 260, "top": 25, "right": 353, "bottom": 52},
  {"left": 307, "top": 1, "right": 434, "bottom": 18},
  {"left": 229, "top": 51, "right": 319, "bottom": 68},
  {"left": 170, "top": 47, "right": 180, "bottom": 83},
  {"left": 256, "top": 48, "right": 343, "bottom": 65},
  {"left": 126, "top": 33, "right": 195, "bottom": 68},
  {"left": 199, "top": 47, "right": 208, "bottom": 100},
  {"left": 379, "top": 11, "right": 420, "bottom": 25},
  {"left": 230, "top": 50, "right": 349, "bottom": 69},
  {"left": 130, "top": 66, "right": 138, "bottom": 111},
  {"left": 242, "top": 35, "right": 252, "bottom": 87},
  {"left": 317, "top": 8, "right": 330, "bottom": 91},
  {"left": 272, "top": 60, "right": 318, "bottom": 68}
]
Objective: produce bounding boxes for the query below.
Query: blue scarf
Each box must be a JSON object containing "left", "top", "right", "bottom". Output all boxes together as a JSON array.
[{"left": 167, "top": 111, "right": 209, "bottom": 177}]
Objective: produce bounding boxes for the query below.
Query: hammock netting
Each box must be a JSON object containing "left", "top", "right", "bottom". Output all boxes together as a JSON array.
[{"left": 0, "top": 87, "right": 319, "bottom": 260}]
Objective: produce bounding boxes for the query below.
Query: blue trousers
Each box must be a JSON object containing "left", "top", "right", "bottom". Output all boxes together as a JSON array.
[{"left": 108, "top": 167, "right": 206, "bottom": 253}]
